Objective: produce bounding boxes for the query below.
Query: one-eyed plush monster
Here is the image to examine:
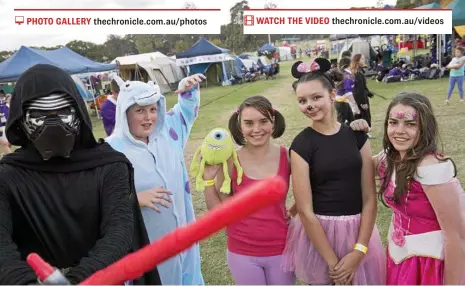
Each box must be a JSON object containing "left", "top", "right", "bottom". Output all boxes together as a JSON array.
[{"left": 190, "top": 128, "right": 243, "bottom": 194}]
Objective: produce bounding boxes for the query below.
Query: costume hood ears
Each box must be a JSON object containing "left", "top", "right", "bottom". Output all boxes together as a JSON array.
[
  {"left": 112, "top": 76, "right": 162, "bottom": 106},
  {"left": 112, "top": 75, "right": 126, "bottom": 87},
  {"left": 291, "top": 58, "right": 332, "bottom": 79}
]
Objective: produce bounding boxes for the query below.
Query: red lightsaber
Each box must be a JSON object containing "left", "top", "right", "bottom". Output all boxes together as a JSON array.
[
  {"left": 80, "top": 176, "right": 285, "bottom": 284},
  {"left": 27, "top": 177, "right": 286, "bottom": 285},
  {"left": 79, "top": 176, "right": 286, "bottom": 284}
]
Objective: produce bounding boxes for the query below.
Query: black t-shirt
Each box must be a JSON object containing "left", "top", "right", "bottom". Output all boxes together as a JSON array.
[{"left": 290, "top": 124, "right": 368, "bottom": 216}]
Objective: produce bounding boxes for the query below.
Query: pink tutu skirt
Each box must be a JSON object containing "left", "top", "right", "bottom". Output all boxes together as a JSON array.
[
  {"left": 281, "top": 214, "right": 386, "bottom": 285},
  {"left": 386, "top": 247, "right": 443, "bottom": 285}
]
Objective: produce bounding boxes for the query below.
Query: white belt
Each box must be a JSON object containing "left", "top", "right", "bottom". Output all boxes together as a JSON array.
[{"left": 388, "top": 219, "right": 444, "bottom": 264}]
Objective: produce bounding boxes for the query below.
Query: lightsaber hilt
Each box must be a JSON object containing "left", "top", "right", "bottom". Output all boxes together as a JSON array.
[{"left": 27, "top": 253, "right": 70, "bottom": 285}]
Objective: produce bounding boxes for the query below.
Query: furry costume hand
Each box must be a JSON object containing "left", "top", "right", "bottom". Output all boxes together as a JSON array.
[{"left": 190, "top": 128, "right": 242, "bottom": 194}]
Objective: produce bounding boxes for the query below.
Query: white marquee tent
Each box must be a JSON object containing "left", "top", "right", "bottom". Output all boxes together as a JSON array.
[{"left": 111, "top": 52, "right": 186, "bottom": 93}]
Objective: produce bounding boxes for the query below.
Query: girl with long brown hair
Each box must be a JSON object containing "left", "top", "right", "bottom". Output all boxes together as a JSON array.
[{"left": 351, "top": 92, "right": 465, "bottom": 284}]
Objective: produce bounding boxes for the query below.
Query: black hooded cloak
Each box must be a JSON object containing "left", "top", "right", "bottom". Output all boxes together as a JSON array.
[{"left": 0, "top": 64, "right": 161, "bottom": 285}]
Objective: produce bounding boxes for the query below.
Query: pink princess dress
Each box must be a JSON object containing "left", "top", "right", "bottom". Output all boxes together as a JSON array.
[{"left": 380, "top": 156, "right": 465, "bottom": 285}]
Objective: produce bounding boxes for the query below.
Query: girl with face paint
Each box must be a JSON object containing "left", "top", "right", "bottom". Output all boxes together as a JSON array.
[
  {"left": 350, "top": 93, "right": 465, "bottom": 285},
  {"left": 282, "top": 58, "right": 385, "bottom": 285},
  {"left": 202, "top": 96, "right": 296, "bottom": 285}
]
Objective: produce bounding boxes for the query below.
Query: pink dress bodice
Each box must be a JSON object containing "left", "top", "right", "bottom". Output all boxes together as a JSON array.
[{"left": 380, "top": 164, "right": 441, "bottom": 236}]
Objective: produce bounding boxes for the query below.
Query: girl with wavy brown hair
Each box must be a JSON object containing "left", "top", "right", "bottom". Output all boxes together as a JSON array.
[{"left": 351, "top": 92, "right": 465, "bottom": 284}]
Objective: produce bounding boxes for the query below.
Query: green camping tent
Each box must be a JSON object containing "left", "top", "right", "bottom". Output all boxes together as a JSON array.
[{"left": 448, "top": 0, "right": 465, "bottom": 26}]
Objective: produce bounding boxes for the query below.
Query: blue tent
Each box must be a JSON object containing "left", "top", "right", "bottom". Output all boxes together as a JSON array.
[
  {"left": 176, "top": 37, "right": 230, "bottom": 59},
  {"left": 0, "top": 46, "right": 116, "bottom": 82},
  {"left": 175, "top": 38, "right": 234, "bottom": 86},
  {"left": 258, "top": 43, "right": 276, "bottom": 53},
  {"left": 71, "top": 75, "right": 94, "bottom": 102},
  {"left": 234, "top": 56, "right": 245, "bottom": 73}
]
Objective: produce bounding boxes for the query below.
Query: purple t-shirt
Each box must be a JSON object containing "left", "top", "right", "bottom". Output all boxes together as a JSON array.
[{"left": 100, "top": 97, "right": 116, "bottom": 136}]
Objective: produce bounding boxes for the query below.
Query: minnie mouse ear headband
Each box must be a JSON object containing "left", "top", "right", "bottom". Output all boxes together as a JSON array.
[{"left": 291, "top": 58, "right": 332, "bottom": 79}]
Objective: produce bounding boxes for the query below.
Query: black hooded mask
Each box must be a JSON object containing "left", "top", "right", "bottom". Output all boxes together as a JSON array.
[{"left": 1, "top": 64, "right": 126, "bottom": 172}]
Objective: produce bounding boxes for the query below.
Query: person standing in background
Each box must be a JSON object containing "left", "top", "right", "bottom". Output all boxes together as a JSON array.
[
  {"left": 101, "top": 79, "right": 119, "bottom": 136},
  {"left": 445, "top": 46, "right": 465, "bottom": 104},
  {"left": 351, "top": 54, "right": 374, "bottom": 134}
]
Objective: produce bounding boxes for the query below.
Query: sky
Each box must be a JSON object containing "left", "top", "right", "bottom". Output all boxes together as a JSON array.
[{"left": 0, "top": 0, "right": 396, "bottom": 51}]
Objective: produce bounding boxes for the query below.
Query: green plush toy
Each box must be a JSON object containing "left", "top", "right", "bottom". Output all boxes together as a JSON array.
[{"left": 190, "top": 128, "right": 243, "bottom": 194}]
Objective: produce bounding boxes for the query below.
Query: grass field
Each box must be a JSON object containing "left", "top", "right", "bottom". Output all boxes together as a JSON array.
[{"left": 91, "top": 61, "right": 465, "bottom": 284}]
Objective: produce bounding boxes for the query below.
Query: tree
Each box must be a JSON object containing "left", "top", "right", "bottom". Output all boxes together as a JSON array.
[
  {"left": 0, "top": 51, "right": 14, "bottom": 62},
  {"left": 264, "top": 1, "right": 277, "bottom": 43},
  {"left": 183, "top": 2, "right": 196, "bottom": 9},
  {"left": 65, "top": 40, "right": 105, "bottom": 61},
  {"left": 230, "top": 0, "right": 249, "bottom": 25},
  {"left": 264, "top": 1, "right": 278, "bottom": 9},
  {"left": 103, "top": 35, "right": 138, "bottom": 60},
  {"left": 210, "top": 38, "right": 222, "bottom": 46},
  {"left": 133, "top": 35, "right": 164, "bottom": 54},
  {"left": 175, "top": 39, "right": 191, "bottom": 52},
  {"left": 395, "top": 0, "right": 413, "bottom": 8}
]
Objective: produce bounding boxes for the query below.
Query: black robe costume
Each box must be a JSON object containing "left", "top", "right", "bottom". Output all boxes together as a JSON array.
[
  {"left": 353, "top": 68, "right": 373, "bottom": 127},
  {"left": 334, "top": 101, "right": 355, "bottom": 125},
  {"left": 0, "top": 64, "right": 161, "bottom": 285}
]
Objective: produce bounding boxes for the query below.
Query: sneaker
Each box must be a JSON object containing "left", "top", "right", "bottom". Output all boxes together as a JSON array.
[
  {"left": 461, "top": 99, "right": 464, "bottom": 103},
  {"left": 445, "top": 100, "right": 449, "bottom": 105}
]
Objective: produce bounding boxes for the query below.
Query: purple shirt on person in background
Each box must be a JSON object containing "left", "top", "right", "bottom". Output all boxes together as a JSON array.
[
  {"left": 0, "top": 100, "right": 9, "bottom": 137},
  {"left": 375, "top": 64, "right": 386, "bottom": 72},
  {"left": 336, "top": 70, "right": 355, "bottom": 97},
  {"left": 100, "top": 96, "right": 116, "bottom": 136},
  {"left": 387, "top": 67, "right": 402, "bottom": 77}
]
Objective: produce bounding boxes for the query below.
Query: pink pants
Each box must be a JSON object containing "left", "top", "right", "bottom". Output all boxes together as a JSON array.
[{"left": 227, "top": 250, "right": 296, "bottom": 285}]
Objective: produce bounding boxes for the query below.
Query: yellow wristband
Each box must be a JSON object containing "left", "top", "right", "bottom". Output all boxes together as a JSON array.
[
  {"left": 354, "top": 243, "right": 368, "bottom": 254},
  {"left": 204, "top": 179, "right": 215, "bottom": 187}
]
